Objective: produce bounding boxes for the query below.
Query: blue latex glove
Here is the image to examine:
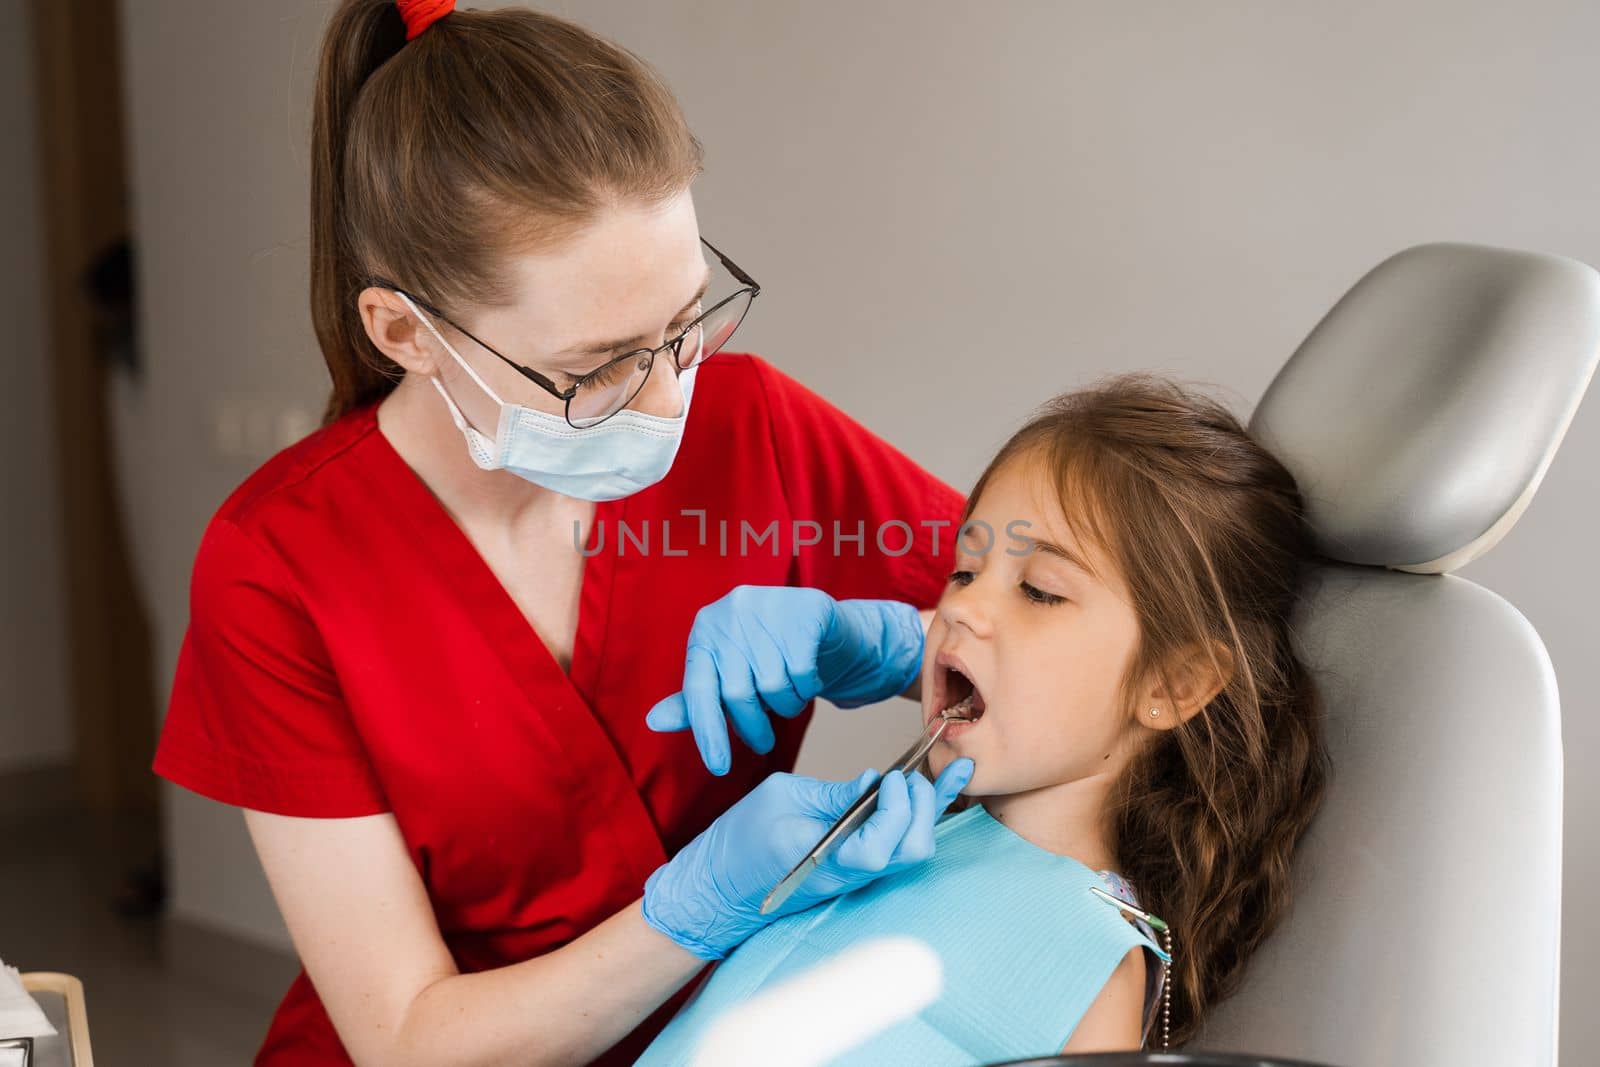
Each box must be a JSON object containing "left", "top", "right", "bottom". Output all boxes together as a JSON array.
[
  {"left": 646, "top": 586, "right": 926, "bottom": 775},
  {"left": 641, "top": 758, "right": 975, "bottom": 960}
]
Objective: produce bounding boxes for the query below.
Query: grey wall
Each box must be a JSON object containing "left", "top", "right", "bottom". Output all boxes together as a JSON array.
[
  {"left": 116, "top": 0, "right": 1597, "bottom": 1058},
  {"left": 1, "top": 6, "right": 71, "bottom": 774}
]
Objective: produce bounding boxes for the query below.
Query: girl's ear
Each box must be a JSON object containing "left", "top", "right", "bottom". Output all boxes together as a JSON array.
[
  {"left": 1137, "top": 641, "right": 1234, "bottom": 732},
  {"left": 357, "top": 286, "right": 444, "bottom": 376}
]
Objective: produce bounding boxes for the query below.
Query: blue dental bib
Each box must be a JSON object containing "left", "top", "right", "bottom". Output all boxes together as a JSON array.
[{"left": 637, "top": 804, "right": 1167, "bottom": 1066}]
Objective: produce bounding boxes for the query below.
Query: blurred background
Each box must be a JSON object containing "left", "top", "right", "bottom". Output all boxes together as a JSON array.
[{"left": 3, "top": 0, "right": 1596, "bottom": 1062}]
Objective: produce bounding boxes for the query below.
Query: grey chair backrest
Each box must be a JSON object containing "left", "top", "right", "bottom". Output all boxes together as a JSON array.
[{"left": 1193, "top": 243, "right": 1599, "bottom": 1066}]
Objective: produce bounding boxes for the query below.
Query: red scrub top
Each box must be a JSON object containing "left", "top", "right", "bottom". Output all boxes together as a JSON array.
[{"left": 154, "top": 354, "right": 964, "bottom": 1065}]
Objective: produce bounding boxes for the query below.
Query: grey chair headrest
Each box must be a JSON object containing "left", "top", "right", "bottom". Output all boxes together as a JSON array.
[{"left": 1249, "top": 242, "right": 1600, "bottom": 573}]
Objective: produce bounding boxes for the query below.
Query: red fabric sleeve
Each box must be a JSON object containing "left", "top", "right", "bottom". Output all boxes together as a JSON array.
[
  {"left": 751, "top": 358, "right": 965, "bottom": 609},
  {"left": 153, "top": 518, "right": 389, "bottom": 817}
]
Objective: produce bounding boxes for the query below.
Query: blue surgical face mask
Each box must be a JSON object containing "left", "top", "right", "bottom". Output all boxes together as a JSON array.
[{"left": 399, "top": 292, "right": 695, "bottom": 502}]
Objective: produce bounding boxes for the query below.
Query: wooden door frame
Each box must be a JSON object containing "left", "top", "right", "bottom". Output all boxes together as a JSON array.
[{"left": 28, "top": 0, "right": 158, "bottom": 820}]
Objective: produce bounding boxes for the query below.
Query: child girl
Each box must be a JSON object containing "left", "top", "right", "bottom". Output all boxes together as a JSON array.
[{"left": 636, "top": 374, "right": 1329, "bottom": 1063}]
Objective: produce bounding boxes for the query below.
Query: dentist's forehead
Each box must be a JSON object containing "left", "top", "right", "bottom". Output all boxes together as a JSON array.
[{"left": 492, "top": 191, "right": 705, "bottom": 356}]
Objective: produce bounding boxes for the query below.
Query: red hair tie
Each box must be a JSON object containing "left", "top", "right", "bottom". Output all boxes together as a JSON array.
[{"left": 396, "top": 0, "right": 454, "bottom": 40}]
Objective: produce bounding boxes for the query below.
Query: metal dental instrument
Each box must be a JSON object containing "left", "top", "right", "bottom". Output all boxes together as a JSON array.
[
  {"left": 760, "top": 704, "right": 975, "bottom": 916},
  {"left": 1088, "top": 884, "right": 1170, "bottom": 933}
]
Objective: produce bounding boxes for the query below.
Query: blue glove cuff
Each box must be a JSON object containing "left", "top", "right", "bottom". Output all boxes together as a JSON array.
[{"left": 641, "top": 863, "right": 737, "bottom": 961}]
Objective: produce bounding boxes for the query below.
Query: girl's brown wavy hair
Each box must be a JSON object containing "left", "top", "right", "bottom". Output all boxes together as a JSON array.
[
  {"left": 964, "top": 374, "right": 1328, "bottom": 1046},
  {"left": 310, "top": 1, "right": 703, "bottom": 421}
]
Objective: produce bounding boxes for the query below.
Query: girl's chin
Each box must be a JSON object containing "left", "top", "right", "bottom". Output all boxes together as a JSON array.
[{"left": 928, "top": 748, "right": 987, "bottom": 791}]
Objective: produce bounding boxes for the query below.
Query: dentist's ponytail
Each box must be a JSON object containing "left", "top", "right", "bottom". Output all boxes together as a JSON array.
[
  {"left": 310, "top": 1, "right": 407, "bottom": 421},
  {"left": 308, "top": 1, "right": 702, "bottom": 421}
]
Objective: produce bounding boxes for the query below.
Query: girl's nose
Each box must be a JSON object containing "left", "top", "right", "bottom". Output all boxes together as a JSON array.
[{"left": 938, "top": 575, "right": 994, "bottom": 639}]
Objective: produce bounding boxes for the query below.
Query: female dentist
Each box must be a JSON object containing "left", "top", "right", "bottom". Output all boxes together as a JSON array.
[{"left": 152, "top": 2, "right": 971, "bottom": 1065}]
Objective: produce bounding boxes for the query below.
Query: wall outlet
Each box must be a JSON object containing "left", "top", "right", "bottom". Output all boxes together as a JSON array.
[{"left": 212, "top": 400, "right": 320, "bottom": 461}]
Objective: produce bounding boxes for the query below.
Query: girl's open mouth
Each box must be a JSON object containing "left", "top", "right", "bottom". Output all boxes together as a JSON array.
[{"left": 933, "top": 654, "right": 987, "bottom": 737}]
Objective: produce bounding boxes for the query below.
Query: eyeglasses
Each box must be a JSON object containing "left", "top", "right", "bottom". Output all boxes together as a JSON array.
[{"left": 386, "top": 238, "right": 759, "bottom": 428}]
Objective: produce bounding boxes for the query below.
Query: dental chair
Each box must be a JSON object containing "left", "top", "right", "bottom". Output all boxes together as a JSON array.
[
  {"left": 1189, "top": 241, "right": 1597, "bottom": 1066},
  {"left": 995, "top": 243, "right": 1593, "bottom": 1067}
]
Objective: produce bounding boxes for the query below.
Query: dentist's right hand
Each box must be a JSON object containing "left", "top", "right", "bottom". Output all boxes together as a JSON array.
[
  {"left": 646, "top": 585, "right": 926, "bottom": 775},
  {"left": 642, "top": 758, "right": 974, "bottom": 960}
]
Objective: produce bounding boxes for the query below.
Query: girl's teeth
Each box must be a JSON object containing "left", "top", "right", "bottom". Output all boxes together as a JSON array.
[{"left": 943, "top": 694, "right": 976, "bottom": 720}]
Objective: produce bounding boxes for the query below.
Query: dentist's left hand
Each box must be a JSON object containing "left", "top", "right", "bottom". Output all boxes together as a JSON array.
[{"left": 646, "top": 585, "right": 926, "bottom": 775}]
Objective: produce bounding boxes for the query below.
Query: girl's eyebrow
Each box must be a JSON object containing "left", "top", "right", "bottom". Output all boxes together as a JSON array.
[
  {"left": 1029, "top": 538, "right": 1096, "bottom": 577},
  {"left": 556, "top": 271, "right": 712, "bottom": 357}
]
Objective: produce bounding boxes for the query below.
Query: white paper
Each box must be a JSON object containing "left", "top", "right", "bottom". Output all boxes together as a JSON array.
[{"left": 0, "top": 962, "right": 57, "bottom": 1040}]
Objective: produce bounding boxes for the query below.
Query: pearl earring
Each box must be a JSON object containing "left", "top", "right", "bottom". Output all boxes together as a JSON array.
[{"left": 1149, "top": 707, "right": 1161, "bottom": 718}]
